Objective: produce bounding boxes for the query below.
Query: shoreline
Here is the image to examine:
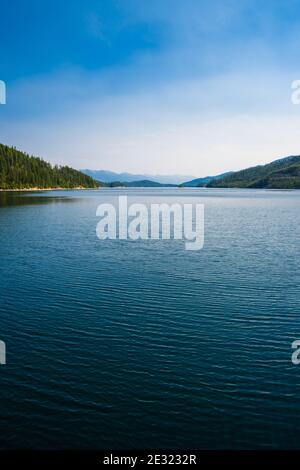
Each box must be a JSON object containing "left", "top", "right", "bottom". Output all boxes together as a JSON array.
[
  {"left": 0, "top": 186, "right": 298, "bottom": 192},
  {"left": 0, "top": 187, "right": 100, "bottom": 192}
]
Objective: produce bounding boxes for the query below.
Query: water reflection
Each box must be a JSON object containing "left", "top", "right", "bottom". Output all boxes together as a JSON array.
[{"left": 0, "top": 191, "right": 80, "bottom": 208}]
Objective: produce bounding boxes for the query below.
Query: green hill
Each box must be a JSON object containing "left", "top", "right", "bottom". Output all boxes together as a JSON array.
[
  {"left": 207, "top": 156, "right": 300, "bottom": 189},
  {"left": 122, "top": 180, "right": 176, "bottom": 187},
  {"left": 105, "top": 179, "right": 176, "bottom": 187},
  {"left": 0, "top": 143, "right": 100, "bottom": 190},
  {"left": 181, "top": 172, "right": 233, "bottom": 187}
]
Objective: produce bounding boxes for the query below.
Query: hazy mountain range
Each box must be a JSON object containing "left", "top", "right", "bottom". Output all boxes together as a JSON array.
[
  {"left": 81, "top": 169, "right": 234, "bottom": 187},
  {"left": 80, "top": 169, "right": 196, "bottom": 185},
  {"left": 83, "top": 155, "right": 300, "bottom": 189}
]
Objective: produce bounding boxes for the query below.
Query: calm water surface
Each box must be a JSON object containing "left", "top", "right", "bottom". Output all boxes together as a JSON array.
[{"left": 0, "top": 188, "right": 300, "bottom": 449}]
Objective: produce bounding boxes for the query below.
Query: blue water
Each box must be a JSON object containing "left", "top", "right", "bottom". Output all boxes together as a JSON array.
[{"left": 0, "top": 188, "right": 300, "bottom": 449}]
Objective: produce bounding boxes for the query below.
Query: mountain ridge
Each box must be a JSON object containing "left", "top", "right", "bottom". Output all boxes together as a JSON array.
[
  {"left": 181, "top": 172, "right": 234, "bottom": 187},
  {"left": 2, "top": 143, "right": 300, "bottom": 190},
  {"left": 207, "top": 155, "right": 300, "bottom": 189},
  {"left": 81, "top": 169, "right": 196, "bottom": 185}
]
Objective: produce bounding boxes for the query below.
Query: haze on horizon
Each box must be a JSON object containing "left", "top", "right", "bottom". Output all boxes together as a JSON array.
[{"left": 1, "top": 0, "right": 300, "bottom": 177}]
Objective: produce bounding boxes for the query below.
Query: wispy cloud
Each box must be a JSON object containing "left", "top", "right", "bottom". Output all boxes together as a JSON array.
[{"left": 1, "top": 0, "right": 300, "bottom": 175}]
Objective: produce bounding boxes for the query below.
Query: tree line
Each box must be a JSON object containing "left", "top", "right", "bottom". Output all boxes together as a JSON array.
[{"left": 0, "top": 144, "right": 99, "bottom": 189}]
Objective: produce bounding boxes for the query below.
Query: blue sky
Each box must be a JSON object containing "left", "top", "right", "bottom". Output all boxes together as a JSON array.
[{"left": 1, "top": 0, "right": 300, "bottom": 175}]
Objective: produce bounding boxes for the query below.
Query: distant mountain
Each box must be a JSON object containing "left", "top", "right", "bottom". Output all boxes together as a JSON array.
[
  {"left": 105, "top": 179, "right": 176, "bottom": 188},
  {"left": 123, "top": 180, "right": 176, "bottom": 187},
  {"left": 207, "top": 155, "right": 300, "bottom": 189},
  {"left": 182, "top": 172, "right": 233, "bottom": 187},
  {"left": 0, "top": 143, "right": 100, "bottom": 190},
  {"left": 81, "top": 169, "right": 195, "bottom": 185}
]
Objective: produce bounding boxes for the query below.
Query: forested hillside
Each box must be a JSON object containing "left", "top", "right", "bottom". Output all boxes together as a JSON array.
[
  {"left": 207, "top": 156, "right": 300, "bottom": 189},
  {"left": 0, "top": 144, "right": 99, "bottom": 189}
]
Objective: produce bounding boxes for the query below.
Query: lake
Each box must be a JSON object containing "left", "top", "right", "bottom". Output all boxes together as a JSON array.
[{"left": 0, "top": 188, "right": 300, "bottom": 449}]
